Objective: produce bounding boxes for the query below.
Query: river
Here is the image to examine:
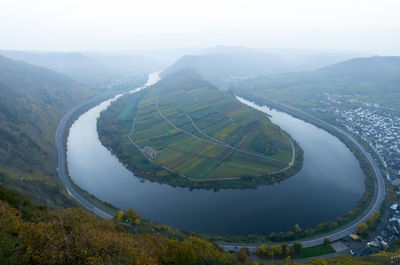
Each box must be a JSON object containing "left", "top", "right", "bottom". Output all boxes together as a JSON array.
[{"left": 67, "top": 72, "right": 365, "bottom": 235}]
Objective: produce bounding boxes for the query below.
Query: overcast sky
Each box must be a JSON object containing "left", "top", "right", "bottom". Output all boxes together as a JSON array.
[{"left": 1, "top": 0, "right": 399, "bottom": 54}]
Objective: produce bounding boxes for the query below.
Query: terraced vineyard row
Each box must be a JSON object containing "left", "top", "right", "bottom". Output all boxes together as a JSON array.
[{"left": 98, "top": 70, "right": 303, "bottom": 187}]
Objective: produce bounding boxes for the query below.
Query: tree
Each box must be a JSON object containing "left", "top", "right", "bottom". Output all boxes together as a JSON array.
[
  {"left": 294, "top": 224, "right": 301, "bottom": 233},
  {"left": 256, "top": 244, "right": 267, "bottom": 256},
  {"left": 281, "top": 243, "right": 290, "bottom": 256},
  {"left": 373, "top": 211, "right": 380, "bottom": 220},
  {"left": 324, "top": 238, "right": 330, "bottom": 245},
  {"left": 389, "top": 186, "right": 397, "bottom": 203},
  {"left": 123, "top": 209, "right": 141, "bottom": 225},
  {"left": 116, "top": 210, "right": 124, "bottom": 220},
  {"left": 272, "top": 245, "right": 282, "bottom": 256},
  {"left": 265, "top": 246, "right": 275, "bottom": 256},
  {"left": 356, "top": 222, "right": 368, "bottom": 234},
  {"left": 293, "top": 241, "right": 303, "bottom": 253},
  {"left": 240, "top": 246, "right": 250, "bottom": 256},
  {"left": 236, "top": 251, "right": 249, "bottom": 262}
]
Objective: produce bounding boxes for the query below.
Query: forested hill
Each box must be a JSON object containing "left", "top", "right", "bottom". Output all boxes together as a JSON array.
[
  {"left": 0, "top": 55, "right": 91, "bottom": 206},
  {"left": 230, "top": 56, "right": 400, "bottom": 112},
  {"left": 320, "top": 56, "right": 400, "bottom": 93},
  {"left": 162, "top": 52, "right": 291, "bottom": 87}
]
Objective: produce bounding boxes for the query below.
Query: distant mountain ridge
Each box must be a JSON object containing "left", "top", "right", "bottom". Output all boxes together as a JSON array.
[
  {"left": 0, "top": 50, "right": 161, "bottom": 87},
  {"left": 230, "top": 55, "right": 400, "bottom": 114},
  {"left": 321, "top": 56, "right": 400, "bottom": 74},
  {"left": 162, "top": 52, "right": 292, "bottom": 87},
  {"left": 319, "top": 56, "right": 400, "bottom": 94}
]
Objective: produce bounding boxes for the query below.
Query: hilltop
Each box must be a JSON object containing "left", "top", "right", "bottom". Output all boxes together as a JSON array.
[{"left": 98, "top": 69, "right": 302, "bottom": 189}]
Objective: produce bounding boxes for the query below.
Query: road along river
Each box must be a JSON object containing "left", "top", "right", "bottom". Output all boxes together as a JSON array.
[{"left": 64, "top": 72, "right": 367, "bottom": 236}]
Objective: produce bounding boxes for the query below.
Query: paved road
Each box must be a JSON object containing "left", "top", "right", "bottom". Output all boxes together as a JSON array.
[
  {"left": 56, "top": 84, "right": 385, "bottom": 250},
  {"left": 55, "top": 72, "right": 161, "bottom": 219},
  {"left": 55, "top": 105, "right": 113, "bottom": 219},
  {"left": 220, "top": 100, "right": 386, "bottom": 252}
]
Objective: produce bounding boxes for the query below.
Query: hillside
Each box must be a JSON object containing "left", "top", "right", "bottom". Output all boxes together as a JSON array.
[
  {"left": 0, "top": 50, "right": 161, "bottom": 87},
  {"left": 231, "top": 56, "right": 400, "bottom": 112},
  {"left": 0, "top": 184, "right": 242, "bottom": 265},
  {"left": 321, "top": 56, "right": 400, "bottom": 93},
  {"left": 0, "top": 55, "right": 91, "bottom": 206},
  {"left": 162, "top": 52, "right": 292, "bottom": 87},
  {"left": 98, "top": 69, "right": 302, "bottom": 189}
]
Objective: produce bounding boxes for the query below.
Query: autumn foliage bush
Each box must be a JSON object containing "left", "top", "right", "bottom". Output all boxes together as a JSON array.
[{"left": 0, "top": 196, "right": 238, "bottom": 265}]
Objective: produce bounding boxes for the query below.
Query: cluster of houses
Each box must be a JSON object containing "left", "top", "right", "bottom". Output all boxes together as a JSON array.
[
  {"left": 313, "top": 93, "right": 400, "bottom": 183},
  {"left": 343, "top": 201, "right": 400, "bottom": 256},
  {"left": 308, "top": 94, "right": 400, "bottom": 256}
]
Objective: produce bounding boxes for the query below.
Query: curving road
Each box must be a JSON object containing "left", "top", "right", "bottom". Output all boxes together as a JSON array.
[
  {"left": 220, "top": 100, "right": 386, "bottom": 252},
  {"left": 55, "top": 71, "right": 161, "bottom": 219},
  {"left": 56, "top": 78, "right": 385, "bottom": 250},
  {"left": 55, "top": 105, "right": 113, "bottom": 219}
]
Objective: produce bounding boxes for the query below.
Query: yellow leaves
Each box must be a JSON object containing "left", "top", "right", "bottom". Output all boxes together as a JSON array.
[
  {"left": 0, "top": 200, "right": 233, "bottom": 265},
  {"left": 0, "top": 201, "right": 24, "bottom": 236},
  {"left": 356, "top": 222, "right": 368, "bottom": 234},
  {"left": 117, "top": 210, "right": 124, "bottom": 220},
  {"left": 116, "top": 208, "right": 141, "bottom": 226}
]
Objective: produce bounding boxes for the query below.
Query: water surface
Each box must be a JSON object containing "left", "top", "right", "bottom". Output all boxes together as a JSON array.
[{"left": 67, "top": 73, "right": 365, "bottom": 235}]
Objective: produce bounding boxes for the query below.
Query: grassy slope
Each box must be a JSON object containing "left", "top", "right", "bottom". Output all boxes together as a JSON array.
[
  {"left": 0, "top": 55, "right": 92, "bottom": 207},
  {"left": 98, "top": 70, "right": 302, "bottom": 188}
]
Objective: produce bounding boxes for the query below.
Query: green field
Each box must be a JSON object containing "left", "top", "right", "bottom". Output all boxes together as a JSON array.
[
  {"left": 293, "top": 244, "right": 335, "bottom": 259},
  {"left": 98, "top": 70, "right": 302, "bottom": 187}
]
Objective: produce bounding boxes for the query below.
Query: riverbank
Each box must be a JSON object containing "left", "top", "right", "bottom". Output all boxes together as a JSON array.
[
  {"left": 215, "top": 92, "right": 384, "bottom": 244},
  {"left": 97, "top": 71, "right": 303, "bottom": 189},
  {"left": 57, "top": 76, "right": 148, "bottom": 217},
  {"left": 63, "top": 73, "right": 372, "bottom": 241}
]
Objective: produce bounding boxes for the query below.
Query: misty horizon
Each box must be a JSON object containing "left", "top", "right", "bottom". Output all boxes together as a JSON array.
[{"left": 1, "top": 0, "right": 399, "bottom": 55}]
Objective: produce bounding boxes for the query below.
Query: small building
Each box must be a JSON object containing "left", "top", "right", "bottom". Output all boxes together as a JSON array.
[
  {"left": 390, "top": 215, "right": 400, "bottom": 225},
  {"left": 392, "top": 179, "right": 400, "bottom": 186},
  {"left": 349, "top": 234, "right": 360, "bottom": 241},
  {"left": 142, "top": 146, "right": 157, "bottom": 159},
  {"left": 367, "top": 240, "right": 380, "bottom": 248}
]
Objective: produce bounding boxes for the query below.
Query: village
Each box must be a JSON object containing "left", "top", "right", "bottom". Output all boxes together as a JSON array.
[
  {"left": 307, "top": 93, "right": 400, "bottom": 255},
  {"left": 313, "top": 93, "right": 400, "bottom": 183}
]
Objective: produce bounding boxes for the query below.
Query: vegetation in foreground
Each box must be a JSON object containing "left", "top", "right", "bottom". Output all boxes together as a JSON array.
[
  {"left": 3, "top": 183, "right": 398, "bottom": 265},
  {"left": 0, "top": 184, "right": 245, "bottom": 265},
  {"left": 98, "top": 69, "right": 303, "bottom": 189}
]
